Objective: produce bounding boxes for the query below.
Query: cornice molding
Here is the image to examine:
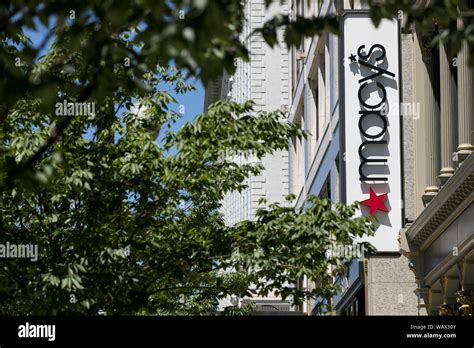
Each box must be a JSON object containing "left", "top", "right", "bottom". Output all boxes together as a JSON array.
[{"left": 406, "top": 154, "right": 474, "bottom": 248}]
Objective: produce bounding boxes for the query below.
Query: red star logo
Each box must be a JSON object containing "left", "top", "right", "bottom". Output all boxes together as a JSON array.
[{"left": 360, "top": 188, "right": 389, "bottom": 215}]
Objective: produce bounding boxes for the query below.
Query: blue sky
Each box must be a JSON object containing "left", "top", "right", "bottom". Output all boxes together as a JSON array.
[
  {"left": 168, "top": 80, "right": 205, "bottom": 131},
  {"left": 23, "top": 17, "right": 205, "bottom": 133}
]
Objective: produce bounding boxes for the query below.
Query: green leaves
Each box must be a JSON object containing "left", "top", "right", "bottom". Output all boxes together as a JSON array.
[
  {"left": 231, "top": 196, "right": 375, "bottom": 304},
  {"left": 0, "top": 0, "right": 397, "bottom": 315},
  {"left": 368, "top": 0, "right": 474, "bottom": 65},
  {"left": 252, "top": 8, "right": 339, "bottom": 48},
  {"left": 0, "top": 79, "right": 375, "bottom": 314}
]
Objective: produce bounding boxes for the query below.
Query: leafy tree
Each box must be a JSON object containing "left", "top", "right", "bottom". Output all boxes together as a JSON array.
[
  {"left": 367, "top": 0, "right": 474, "bottom": 64},
  {"left": 0, "top": 53, "right": 375, "bottom": 313},
  {"left": 2, "top": 0, "right": 470, "bottom": 314},
  {"left": 1, "top": 0, "right": 472, "bottom": 185}
]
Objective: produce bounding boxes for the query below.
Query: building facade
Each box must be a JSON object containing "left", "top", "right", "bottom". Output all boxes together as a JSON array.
[
  {"left": 205, "top": 0, "right": 473, "bottom": 315},
  {"left": 204, "top": 0, "right": 296, "bottom": 313},
  {"left": 288, "top": 0, "right": 473, "bottom": 315},
  {"left": 204, "top": 0, "right": 290, "bottom": 227},
  {"left": 399, "top": 1, "right": 474, "bottom": 315}
]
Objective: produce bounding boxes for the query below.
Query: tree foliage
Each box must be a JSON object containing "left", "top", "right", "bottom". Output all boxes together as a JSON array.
[
  {"left": 0, "top": 1, "right": 473, "bottom": 186},
  {"left": 0, "top": 64, "right": 375, "bottom": 313},
  {"left": 368, "top": 0, "right": 474, "bottom": 64},
  {"left": 1, "top": 0, "right": 470, "bottom": 314}
]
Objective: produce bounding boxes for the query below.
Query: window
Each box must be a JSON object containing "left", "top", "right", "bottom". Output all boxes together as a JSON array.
[
  {"left": 328, "top": 32, "right": 338, "bottom": 114},
  {"left": 317, "top": 38, "right": 330, "bottom": 140},
  {"left": 291, "top": 0, "right": 306, "bottom": 98},
  {"left": 307, "top": 74, "right": 318, "bottom": 161},
  {"left": 305, "top": 34, "right": 333, "bottom": 166},
  {"left": 319, "top": 175, "right": 331, "bottom": 200},
  {"left": 341, "top": 289, "right": 365, "bottom": 316},
  {"left": 290, "top": 106, "right": 305, "bottom": 196}
]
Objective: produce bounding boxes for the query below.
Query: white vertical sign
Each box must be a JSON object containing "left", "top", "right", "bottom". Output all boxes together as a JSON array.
[{"left": 342, "top": 13, "right": 402, "bottom": 251}]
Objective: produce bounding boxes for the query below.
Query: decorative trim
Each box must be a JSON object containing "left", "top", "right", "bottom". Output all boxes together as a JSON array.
[{"left": 406, "top": 154, "right": 474, "bottom": 247}]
